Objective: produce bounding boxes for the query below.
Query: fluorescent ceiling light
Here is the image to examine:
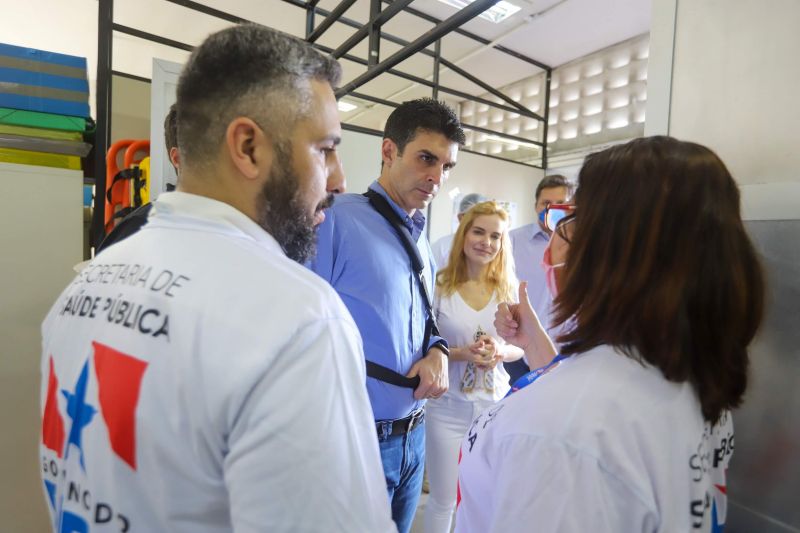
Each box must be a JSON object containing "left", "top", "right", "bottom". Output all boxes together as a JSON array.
[
  {"left": 437, "top": 0, "right": 522, "bottom": 23},
  {"left": 337, "top": 100, "right": 358, "bottom": 112}
]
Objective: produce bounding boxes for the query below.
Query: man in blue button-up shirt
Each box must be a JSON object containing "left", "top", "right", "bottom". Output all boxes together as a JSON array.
[{"left": 310, "top": 98, "right": 465, "bottom": 533}]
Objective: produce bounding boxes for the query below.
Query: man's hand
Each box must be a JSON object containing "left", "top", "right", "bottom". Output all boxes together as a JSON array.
[{"left": 407, "top": 346, "right": 449, "bottom": 400}]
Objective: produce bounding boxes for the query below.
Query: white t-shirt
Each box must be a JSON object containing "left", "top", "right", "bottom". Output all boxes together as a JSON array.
[
  {"left": 39, "top": 192, "right": 396, "bottom": 533},
  {"left": 455, "top": 345, "right": 733, "bottom": 533},
  {"left": 435, "top": 289, "right": 513, "bottom": 402}
]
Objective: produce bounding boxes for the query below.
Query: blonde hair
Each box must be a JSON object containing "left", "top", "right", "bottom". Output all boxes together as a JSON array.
[{"left": 436, "top": 201, "right": 516, "bottom": 303}]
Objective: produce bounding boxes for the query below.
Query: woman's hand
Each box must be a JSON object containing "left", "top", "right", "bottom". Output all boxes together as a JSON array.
[
  {"left": 494, "top": 282, "right": 536, "bottom": 349},
  {"left": 494, "top": 282, "right": 558, "bottom": 368},
  {"left": 474, "top": 335, "right": 502, "bottom": 370},
  {"left": 452, "top": 340, "right": 494, "bottom": 366}
]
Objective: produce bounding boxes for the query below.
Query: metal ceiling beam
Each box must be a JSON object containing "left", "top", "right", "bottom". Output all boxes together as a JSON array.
[
  {"left": 341, "top": 123, "right": 542, "bottom": 169},
  {"left": 332, "top": 0, "right": 414, "bottom": 59},
  {"left": 305, "top": 0, "right": 323, "bottom": 38},
  {"left": 161, "top": 0, "right": 545, "bottom": 132},
  {"left": 306, "top": 0, "right": 359, "bottom": 43},
  {"left": 385, "top": 1, "right": 552, "bottom": 71},
  {"left": 432, "top": 40, "right": 441, "bottom": 100},
  {"left": 295, "top": 0, "right": 543, "bottom": 123},
  {"left": 439, "top": 57, "right": 543, "bottom": 121},
  {"left": 167, "top": 0, "right": 547, "bottom": 124},
  {"left": 542, "top": 69, "right": 552, "bottom": 168},
  {"left": 113, "top": 24, "right": 194, "bottom": 52},
  {"left": 319, "top": 43, "right": 539, "bottom": 119},
  {"left": 164, "top": 0, "right": 248, "bottom": 23},
  {"left": 364, "top": 14, "right": 542, "bottom": 124},
  {"left": 348, "top": 91, "right": 399, "bottom": 107},
  {"left": 367, "top": 0, "right": 381, "bottom": 66},
  {"left": 347, "top": 91, "right": 542, "bottom": 147},
  {"left": 113, "top": 3, "right": 546, "bottom": 127},
  {"left": 335, "top": 0, "right": 501, "bottom": 97},
  {"left": 286, "top": 0, "right": 552, "bottom": 70}
]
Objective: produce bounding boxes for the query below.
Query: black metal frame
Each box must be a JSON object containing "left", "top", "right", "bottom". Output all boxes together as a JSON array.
[{"left": 92, "top": 0, "right": 552, "bottom": 247}]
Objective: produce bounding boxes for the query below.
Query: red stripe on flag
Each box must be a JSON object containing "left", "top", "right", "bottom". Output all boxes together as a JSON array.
[
  {"left": 92, "top": 342, "right": 148, "bottom": 470},
  {"left": 715, "top": 484, "right": 727, "bottom": 495},
  {"left": 456, "top": 447, "right": 462, "bottom": 508},
  {"left": 42, "top": 356, "right": 65, "bottom": 457}
]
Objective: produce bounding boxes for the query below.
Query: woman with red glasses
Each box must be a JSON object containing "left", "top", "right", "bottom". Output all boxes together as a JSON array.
[{"left": 455, "top": 136, "right": 764, "bottom": 533}]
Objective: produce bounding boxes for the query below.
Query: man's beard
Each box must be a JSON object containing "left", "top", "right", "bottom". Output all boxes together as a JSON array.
[{"left": 256, "top": 144, "right": 332, "bottom": 264}]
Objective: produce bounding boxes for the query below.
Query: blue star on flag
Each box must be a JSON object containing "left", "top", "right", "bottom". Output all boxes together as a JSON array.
[{"left": 61, "top": 360, "right": 97, "bottom": 470}]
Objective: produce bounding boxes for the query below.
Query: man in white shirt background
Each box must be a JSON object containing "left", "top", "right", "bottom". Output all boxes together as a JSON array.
[
  {"left": 39, "top": 24, "right": 394, "bottom": 533},
  {"left": 430, "top": 192, "right": 488, "bottom": 270},
  {"left": 506, "top": 174, "right": 571, "bottom": 383}
]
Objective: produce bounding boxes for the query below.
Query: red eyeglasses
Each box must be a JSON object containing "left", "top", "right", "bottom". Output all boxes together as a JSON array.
[{"left": 543, "top": 203, "right": 575, "bottom": 233}]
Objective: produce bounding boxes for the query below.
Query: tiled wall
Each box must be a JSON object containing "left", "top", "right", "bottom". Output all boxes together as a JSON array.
[{"left": 460, "top": 33, "right": 649, "bottom": 166}]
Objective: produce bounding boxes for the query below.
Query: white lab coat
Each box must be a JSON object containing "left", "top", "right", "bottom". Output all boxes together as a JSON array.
[
  {"left": 455, "top": 345, "right": 733, "bottom": 533},
  {"left": 40, "top": 192, "right": 396, "bottom": 533}
]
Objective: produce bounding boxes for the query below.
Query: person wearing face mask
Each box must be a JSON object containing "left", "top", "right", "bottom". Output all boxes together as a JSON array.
[
  {"left": 422, "top": 201, "right": 526, "bottom": 533},
  {"left": 507, "top": 175, "right": 572, "bottom": 385},
  {"left": 455, "top": 136, "right": 764, "bottom": 533}
]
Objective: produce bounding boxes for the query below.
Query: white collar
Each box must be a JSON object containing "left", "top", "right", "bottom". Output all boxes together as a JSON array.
[{"left": 152, "top": 191, "right": 284, "bottom": 254}]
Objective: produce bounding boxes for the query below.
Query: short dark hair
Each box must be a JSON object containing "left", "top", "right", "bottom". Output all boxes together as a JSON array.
[
  {"left": 164, "top": 103, "right": 178, "bottom": 150},
  {"left": 384, "top": 98, "right": 465, "bottom": 154},
  {"left": 535, "top": 174, "right": 570, "bottom": 201},
  {"left": 176, "top": 24, "right": 341, "bottom": 166},
  {"left": 554, "top": 136, "right": 764, "bottom": 424}
]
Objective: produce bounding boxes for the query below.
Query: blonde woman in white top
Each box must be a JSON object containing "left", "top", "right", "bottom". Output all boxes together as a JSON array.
[{"left": 423, "top": 201, "right": 524, "bottom": 533}]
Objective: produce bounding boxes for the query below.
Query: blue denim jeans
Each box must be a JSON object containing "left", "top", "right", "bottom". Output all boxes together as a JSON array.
[{"left": 378, "top": 417, "right": 425, "bottom": 533}]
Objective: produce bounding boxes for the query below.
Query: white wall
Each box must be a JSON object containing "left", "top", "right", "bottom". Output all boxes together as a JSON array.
[
  {"left": 651, "top": 0, "right": 800, "bottom": 221},
  {"left": 0, "top": 164, "right": 84, "bottom": 532},
  {"left": 432, "top": 151, "right": 543, "bottom": 239},
  {"left": 338, "top": 130, "right": 383, "bottom": 197},
  {"left": 338, "top": 130, "right": 544, "bottom": 241}
]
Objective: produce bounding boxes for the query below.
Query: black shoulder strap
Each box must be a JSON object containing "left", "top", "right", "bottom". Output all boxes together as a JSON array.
[
  {"left": 365, "top": 361, "right": 420, "bottom": 390},
  {"left": 363, "top": 189, "right": 437, "bottom": 326},
  {"left": 361, "top": 189, "right": 442, "bottom": 390}
]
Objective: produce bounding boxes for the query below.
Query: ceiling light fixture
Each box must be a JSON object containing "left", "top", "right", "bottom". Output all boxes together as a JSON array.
[
  {"left": 337, "top": 100, "right": 358, "bottom": 112},
  {"left": 436, "top": 0, "right": 522, "bottom": 23}
]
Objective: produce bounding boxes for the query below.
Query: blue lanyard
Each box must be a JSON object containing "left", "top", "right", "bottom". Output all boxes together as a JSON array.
[{"left": 505, "top": 354, "right": 569, "bottom": 397}]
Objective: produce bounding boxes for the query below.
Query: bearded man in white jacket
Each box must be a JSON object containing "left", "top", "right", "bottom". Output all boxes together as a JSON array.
[{"left": 39, "top": 24, "right": 395, "bottom": 533}]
